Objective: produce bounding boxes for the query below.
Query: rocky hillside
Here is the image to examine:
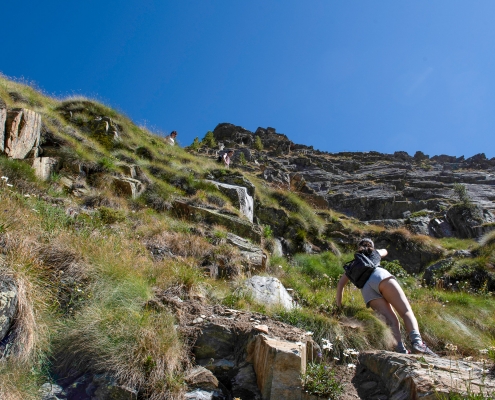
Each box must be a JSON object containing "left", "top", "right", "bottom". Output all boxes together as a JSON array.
[{"left": 1, "top": 76, "right": 495, "bottom": 400}]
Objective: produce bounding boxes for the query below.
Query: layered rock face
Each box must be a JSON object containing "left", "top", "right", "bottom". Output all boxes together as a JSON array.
[{"left": 212, "top": 123, "right": 495, "bottom": 239}]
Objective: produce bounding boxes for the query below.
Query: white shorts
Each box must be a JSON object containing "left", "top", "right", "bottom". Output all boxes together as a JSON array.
[{"left": 360, "top": 267, "right": 395, "bottom": 307}]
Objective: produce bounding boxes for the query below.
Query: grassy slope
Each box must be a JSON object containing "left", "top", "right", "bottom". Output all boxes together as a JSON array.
[{"left": 1, "top": 76, "right": 494, "bottom": 399}]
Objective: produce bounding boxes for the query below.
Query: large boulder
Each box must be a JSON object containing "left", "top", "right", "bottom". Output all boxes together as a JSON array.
[
  {"left": 243, "top": 276, "right": 296, "bottom": 310},
  {"left": 359, "top": 350, "right": 495, "bottom": 399},
  {"left": 0, "top": 276, "right": 18, "bottom": 342},
  {"left": 247, "top": 335, "right": 306, "bottom": 400},
  {"left": 4, "top": 108, "right": 41, "bottom": 159}
]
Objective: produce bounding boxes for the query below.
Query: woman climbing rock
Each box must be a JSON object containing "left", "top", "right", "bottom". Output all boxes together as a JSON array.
[{"left": 336, "top": 238, "right": 437, "bottom": 356}]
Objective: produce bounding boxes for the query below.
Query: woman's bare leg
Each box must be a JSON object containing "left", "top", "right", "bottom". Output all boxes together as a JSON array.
[
  {"left": 368, "top": 297, "right": 402, "bottom": 346},
  {"left": 378, "top": 277, "right": 419, "bottom": 334}
]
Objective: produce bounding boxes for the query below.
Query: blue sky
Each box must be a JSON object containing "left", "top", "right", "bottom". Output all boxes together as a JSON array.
[{"left": 1, "top": 1, "right": 495, "bottom": 158}]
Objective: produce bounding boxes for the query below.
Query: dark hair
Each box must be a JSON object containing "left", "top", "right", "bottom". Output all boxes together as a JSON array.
[
  {"left": 171, "top": 131, "right": 177, "bottom": 136},
  {"left": 357, "top": 238, "right": 374, "bottom": 256}
]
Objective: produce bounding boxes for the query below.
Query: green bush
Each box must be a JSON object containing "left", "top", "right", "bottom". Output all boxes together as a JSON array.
[
  {"left": 98, "top": 207, "right": 126, "bottom": 224},
  {"left": 302, "top": 363, "right": 344, "bottom": 399},
  {"left": 201, "top": 131, "right": 216, "bottom": 148},
  {"left": 254, "top": 136, "right": 263, "bottom": 151},
  {"left": 380, "top": 260, "right": 409, "bottom": 278}
]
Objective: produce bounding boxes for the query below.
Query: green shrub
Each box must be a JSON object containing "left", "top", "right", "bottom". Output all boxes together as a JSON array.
[
  {"left": 302, "top": 362, "right": 344, "bottom": 399},
  {"left": 254, "top": 136, "right": 263, "bottom": 151},
  {"left": 188, "top": 137, "right": 201, "bottom": 151},
  {"left": 98, "top": 207, "right": 126, "bottom": 224},
  {"left": 381, "top": 260, "right": 409, "bottom": 278},
  {"left": 263, "top": 225, "right": 273, "bottom": 238},
  {"left": 201, "top": 131, "right": 216, "bottom": 148},
  {"left": 239, "top": 152, "right": 247, "bottom": 165},
  {"left": 453, "top": 183, "right": 473, "bottom": 208}
]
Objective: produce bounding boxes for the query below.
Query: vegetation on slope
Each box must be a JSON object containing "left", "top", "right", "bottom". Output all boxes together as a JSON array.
[{"left": 1, "top": 75, "right": 494, "bottom": 399}]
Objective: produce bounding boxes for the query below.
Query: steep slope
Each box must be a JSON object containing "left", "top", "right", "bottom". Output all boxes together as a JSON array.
[{"left": 1, "top": 76, "right": 495, "bottom": 400}]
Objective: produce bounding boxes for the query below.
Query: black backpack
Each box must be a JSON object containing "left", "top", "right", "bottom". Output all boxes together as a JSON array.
[
  {"left": 343, "top": 253, "right": 377, "bottom": 288},
  {"left": 217, "top": 155, "right": 223, "bottom": 163}
]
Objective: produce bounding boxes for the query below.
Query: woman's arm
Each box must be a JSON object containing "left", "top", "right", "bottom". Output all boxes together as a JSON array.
[
  {"left": 377, "top": 248, "right": 388, "bottom": 257},
  {"left": 336, "top": 274, "right": 349, "bottom": 307}
]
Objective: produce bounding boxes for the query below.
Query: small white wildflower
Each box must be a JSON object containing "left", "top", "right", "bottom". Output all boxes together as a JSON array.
[
  {"left": 322, "top": 339, "right": 333, "bottom": 351},
  {"left": 479, "top": 349, "right": 489, "bottom": 354},
  {"left": 1, "top": 176, "right": 8, "bottom": 181},
  {"left": 6, "top": 183, "right": 13, "bottom": 187},
  {"left": 335, "top": 335, "right": 344, "bottom": 342},
  {"left": 305, "top": 331, "right": 314, "bottom": 336},
  {"left": 334, "top": 357, "right": 340, "bottom": 361},
  {"left": 347, "top": 363, "right": 356, "bottom": 369}
]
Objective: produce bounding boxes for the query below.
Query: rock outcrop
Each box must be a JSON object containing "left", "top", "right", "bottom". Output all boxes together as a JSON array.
[
  {"left": 247, "top": 335, "right": 306, "bottom": 400},
  {"left": 3, "top": 108, "right": 41, "bottom": 159},
  {"left": 172, "top": 200, "right": 262, "bottom": 243},
  {"left": 208, "top": 180, "right": 254, "bottom": 222},
  {"left": 0, "top": 99, "right": 6, "bottom": 153},
  {"left": 0, "top": 276, "right": 17, "bottom": 343},
  {"left": 359, "top": 350, "right": 495, "bottom": 400}
]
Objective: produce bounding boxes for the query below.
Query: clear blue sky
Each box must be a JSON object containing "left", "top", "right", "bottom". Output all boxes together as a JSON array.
[{"left": 1, "top": 1, "right": 495, "bottom": 158}]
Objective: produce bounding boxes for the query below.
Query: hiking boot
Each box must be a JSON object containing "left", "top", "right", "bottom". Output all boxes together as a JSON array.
[{"left": 412, "top": 342, "right": 438, "bottom": 357}]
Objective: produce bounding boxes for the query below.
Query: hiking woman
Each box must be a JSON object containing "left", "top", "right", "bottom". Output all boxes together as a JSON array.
[{"left": 336, "top": 238, "right": 437, "bottom": 356}]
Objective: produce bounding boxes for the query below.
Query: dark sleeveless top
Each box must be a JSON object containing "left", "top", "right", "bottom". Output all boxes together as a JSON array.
[{"left": 364, "top": 249, "right": 381, "bottom": 266}]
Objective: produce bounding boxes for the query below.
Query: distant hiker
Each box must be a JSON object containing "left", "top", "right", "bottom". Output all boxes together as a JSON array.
[
  {"left": 336, "top": 238, "right": 437, "bottom": 356},
  {"left": 164, "top": 131, "right": 178, "bottom": 145},
  {"left": 222, "top": 150, "right": 234, "bottom": 168}
]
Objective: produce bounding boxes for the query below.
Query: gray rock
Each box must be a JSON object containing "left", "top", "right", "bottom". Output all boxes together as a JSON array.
[
  {"left": 172, "top": 200, "right": 262, "bottom": 243},
  {"left": 422, "top": 259, "right": 454, "bottom": 286},
  {"left": 111, "top": 176, "right": 145, "bottom": 199},
  {"left": 207, "top": 180, "right": 254, "bottom": 222},
  {"left": 0, "top": 276, "right": 17, "bottom": 342},
  {"left": 184, "top": 389, "right": 216, "bottom": 400},
  {"left": 359, "top": 350, "right": 495, "bottom": 400},
  {"left": 194, "top": 323, "right": 235, "bottom": 361},
  {"left": 366, "top": 219, "right": 405, "bottom": 229},
  {"left": 446, "top": 204, "right": 495, "bottom": 238},
  {"left": 243, "top": 276, "right": 296, "bottom": 310},
  {"left": 453, "top": 250, "right": 472, "bottom": 258},
  {"left": 0, "top": 98, "right": 6, "bottom": 153},
  {"left": 407, "top": 216, "right": 431, "bottom": 236},
  {"left": 91, "top": 374, "right": 137, "bottom": 400},
  {"left": 231, "top": 362, "right": 262, "bottom": 399},
  {"left": 247, "top": 334, "right": 305, "bottom": 400},
  {"left": 4, "top": 108, "right": 41, "bottom": 159},
  {"left": 226, "top": 233, "right": 267, "bottom": 271},
  {"left": 39, "top": 383, "right": 66, "bottom": 400},
  {"left": 32, "top": 157, "right": 60, "bottom": 181},
  {"left": 185, "top": 366, "right": 219, "bottom": 391}
]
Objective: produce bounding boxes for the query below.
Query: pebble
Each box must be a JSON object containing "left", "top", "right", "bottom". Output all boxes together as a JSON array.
[{"left": 192, "top": 317, "right": 204, "bottom": 324}]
